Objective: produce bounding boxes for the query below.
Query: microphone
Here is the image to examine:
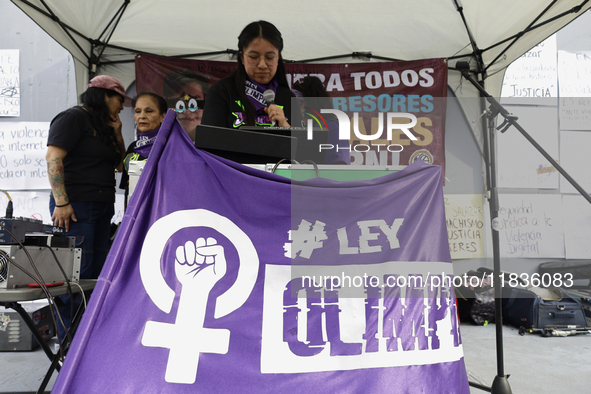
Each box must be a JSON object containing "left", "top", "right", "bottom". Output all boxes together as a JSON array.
[
  {"left": 263, "top": 90, "right": 276, "bottom": 126},
  {"left": 263, "top": 89, "right": 275, "bottom": 105}
]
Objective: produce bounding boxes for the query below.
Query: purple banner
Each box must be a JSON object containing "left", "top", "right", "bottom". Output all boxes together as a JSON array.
[{"left": 53, "top": 110, "right": 469, "bottom": 393}]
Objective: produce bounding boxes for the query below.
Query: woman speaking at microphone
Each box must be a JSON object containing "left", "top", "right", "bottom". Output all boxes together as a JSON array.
[{"left": 201, "top": 20, "right": 296, "bottom": 128}]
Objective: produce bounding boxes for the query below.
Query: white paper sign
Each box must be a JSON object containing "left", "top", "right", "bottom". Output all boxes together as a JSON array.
[
  {"left": 497, "top": 106, "right": 559, "bottom": 189},
  {"left": 0, "top": 191, "right": 51, "bottom": 223},
  {"left": 0, "top": 122, "right": 50, "bottom": 190},
  {"left": 559, "top": 97, "right": 591, "bottom": 131},
  {"left": 0, "top": 49, "right": 20, "bottom": 117},
  {"left": 501, "top": 36, "right": 557, "bottom": 101},
  {"left": 558, "top": 50, "right": 591, "bottom": 130},
  {"left": 496, "top": 194, "right": 564, "bottom": 258},
  {"left": 562, "top": 195, "right": 591, "bottom": 259},
  {"left": 444, "top": 194, "right": 485, "bottom": 259}
]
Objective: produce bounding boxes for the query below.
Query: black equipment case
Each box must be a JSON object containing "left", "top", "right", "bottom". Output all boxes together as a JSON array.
[{"left": 502, "top": 286, "right": 587, "bottom": 329}]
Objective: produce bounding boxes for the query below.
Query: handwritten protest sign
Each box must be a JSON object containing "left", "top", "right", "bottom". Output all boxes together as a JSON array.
[
  {"left": 501, "top": 36, "right": 557, "bottom": 103},
  {"left": 444, "top": 194, "right": 485, "bottom": 259},
  {"left": 0, "top": 191, "right": 50, "bottom": 223},
  {"left": 559, "top": 97, "right": 591, "bottom": 130},
  {"left": 496, "top": 194, "right": 564, "bottom": 258},
  {"left": 0, "top": 122, "right": 50, "bottom": 190},
  {"left": 558, "top": 50, "right": 591, "bottom": 130},
  {"left": 0, "top": 49, "right": 20, "bottom": 117}
]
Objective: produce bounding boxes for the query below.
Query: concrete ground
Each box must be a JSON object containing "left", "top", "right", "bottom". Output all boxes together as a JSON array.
[
  {"left": 0, "top": 323, "right": 589, "bottom": 393},
  {"left": 462, "top": 323, "right": 591, "bottom": 393}
]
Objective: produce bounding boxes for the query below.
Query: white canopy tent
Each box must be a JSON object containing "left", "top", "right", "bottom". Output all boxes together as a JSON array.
[
  {"left": 9, "top": 0, "right": 591, "bottom": 148},
  {"left": 9, "top": 3, "right": 591, "bottom": 392}
]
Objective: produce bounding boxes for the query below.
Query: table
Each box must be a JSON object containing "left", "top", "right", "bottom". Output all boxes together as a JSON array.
[{"left": 0, "top": 279, "right": 97, "bottom": 394}]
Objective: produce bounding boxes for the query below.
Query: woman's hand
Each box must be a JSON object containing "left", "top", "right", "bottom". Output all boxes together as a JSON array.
[
  {"left": 51, "top": 204, "right": 77, "bottom": 232},
  {"left": 264, "top": 104, "right": 290, "bottom": 127},
  {"left": 109, "top": 113, "right": 123, "bottom": 136}
]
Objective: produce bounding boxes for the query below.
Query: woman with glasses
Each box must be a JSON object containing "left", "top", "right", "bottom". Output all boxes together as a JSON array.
[{"left": 202, "top": 20, "right": 296, "bottom": 128}]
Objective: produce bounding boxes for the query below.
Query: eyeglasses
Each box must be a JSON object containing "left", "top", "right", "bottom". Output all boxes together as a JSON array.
[{"left": 245, "top": 54, "right": 278, "bottom": 67}]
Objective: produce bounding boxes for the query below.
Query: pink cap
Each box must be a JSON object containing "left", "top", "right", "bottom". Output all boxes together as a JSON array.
[{"left": 87, "top": 75, "right": 132, "bottom": 107}]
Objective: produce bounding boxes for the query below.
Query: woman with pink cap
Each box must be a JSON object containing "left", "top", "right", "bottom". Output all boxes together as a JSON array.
[{"left": 45, "top": 75, "right": 131, "bottom": 341}]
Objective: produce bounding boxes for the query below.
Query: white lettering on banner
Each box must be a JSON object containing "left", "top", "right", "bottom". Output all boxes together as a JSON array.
[
  {"left": 350, "top": 69, "right": 435, "bottom": 90},
  {"left": 286, "top": 218, "right": 405, "bottom": 259},
  {"left": 284, "top": 220, "right": 327, "bottom": 259},
  {"left": 337, "top": 219, "right": 404, "bottom": 255},
  {"left": 260, "top": 262, "right": 462, "bottom": 373},
  {"left": 139, "top": 209, "right": 259, "bottom": 384}
]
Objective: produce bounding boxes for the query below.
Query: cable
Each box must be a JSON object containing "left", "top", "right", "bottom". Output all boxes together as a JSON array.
[
  {"left": 71, "top": 281, "right": 87, "bottom": 309},
  {"left": 0, "top": 222, "right": 73, "bottom": 357},
  {"left": 0, "top": 190, "right": 14, "bottom": 218},
  {"left": 0, "top": 249, "right": 68, "bottom": 357},
  {"left": 38, "top": 243, "right": 75, "bottom": 335}
]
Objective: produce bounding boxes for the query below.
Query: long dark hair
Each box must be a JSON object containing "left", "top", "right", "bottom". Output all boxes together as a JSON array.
[
  {"left": 133, "top": 92, "right": 168, "bottom": 116},
  {"left": 232, "top": 20, "right": 289, "bottom": 126},
  {"left": 79, "top": 87, "right": 121, "bottom": 148}
]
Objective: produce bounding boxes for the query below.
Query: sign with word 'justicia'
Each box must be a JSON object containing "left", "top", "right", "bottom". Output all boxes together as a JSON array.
[{"left": 53, "top": 113, "right": 469, "bottom": 393}]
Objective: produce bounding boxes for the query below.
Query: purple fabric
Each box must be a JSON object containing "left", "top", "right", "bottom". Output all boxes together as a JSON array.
[
  {"left": 245, "top": 77, "right": 278, "bottom": 114},
  {"left": 133, "top": 126, "right": 160, "bottom": 157},
  {"left": 52, "top": 111, "right": 469, "bottom": 393}
]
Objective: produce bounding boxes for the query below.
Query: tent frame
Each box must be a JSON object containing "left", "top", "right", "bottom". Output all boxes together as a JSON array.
[
  {"left": 10, "top": 1, "right": 591, "bottom": 393},
  {"left": 14, "top": 0, "right": 591, "bottom": 84}
]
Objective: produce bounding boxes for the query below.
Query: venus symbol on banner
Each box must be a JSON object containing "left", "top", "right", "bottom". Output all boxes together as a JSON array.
[{"left": 139, "top": 209, "right": 259, "bottom": 384}]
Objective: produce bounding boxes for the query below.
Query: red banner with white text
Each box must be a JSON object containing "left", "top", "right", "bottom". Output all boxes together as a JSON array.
[{"left": 135, "top": 54, "right": 447, "bottom": 174}]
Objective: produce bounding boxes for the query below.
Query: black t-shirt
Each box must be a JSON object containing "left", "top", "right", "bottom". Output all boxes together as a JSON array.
[
  {"left": 47, "top": 106, "right": 120, "bottom": 203},
  {"left": 202, "top": 77, "right": 299, "bottom": 128}
]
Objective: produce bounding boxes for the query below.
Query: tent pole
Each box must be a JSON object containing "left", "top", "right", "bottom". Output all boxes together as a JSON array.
[
  {"left": 483, "top": 105, "right": 512, "bottom": 394},
  {"left": 93, "top": 0, "right": 130, "bottom": 67},
  {"left": 484, "top": 0, "right": 589, "bottom": 73},
  {"left": 89, "top": 42, "right": 96, "bottom": 81},
  {"left": 451, "top": 0, "right": 485, "bottom": 72},
  {"left": 458, "top": 58, "right": 591, "bottom": 393},
  {"left": 35, "top": 0, "right": 90, "bottom": 62},
  {"left": 97, "top": 0, "right": 130, "bottom": 42},
  {"left": 456, "top": 62, "right": 512, "bottom": 394}
]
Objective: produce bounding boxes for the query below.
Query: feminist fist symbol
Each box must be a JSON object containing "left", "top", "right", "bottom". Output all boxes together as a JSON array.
[
  {"left": 175, "top": 237, "right": 227, "bottom": 284},
  {"left": 142, "top": 237, "right": 230, "bottom": 384},
  {"left": 140, "top": 209, "right": 260, "bottom": 384}
]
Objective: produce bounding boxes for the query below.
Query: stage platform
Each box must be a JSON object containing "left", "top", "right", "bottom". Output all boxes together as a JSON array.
[{"left": 1, "top": 323, "right": 589, "bottom": 393}]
